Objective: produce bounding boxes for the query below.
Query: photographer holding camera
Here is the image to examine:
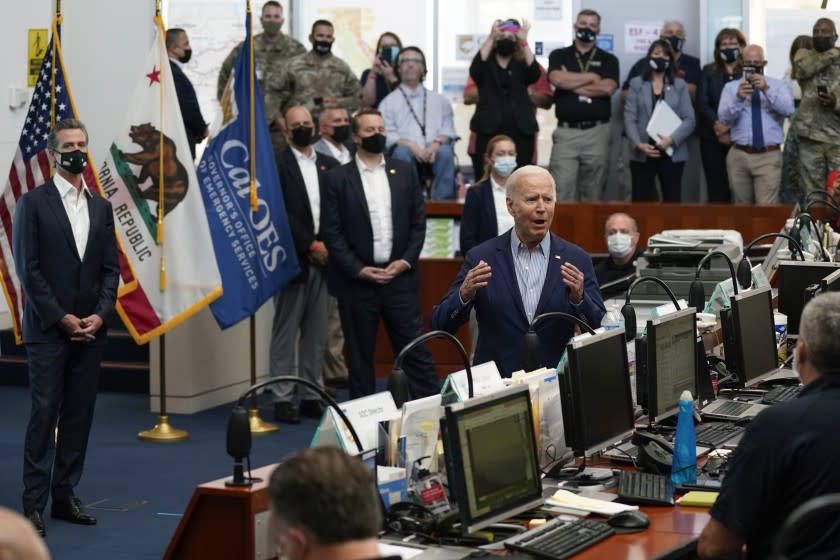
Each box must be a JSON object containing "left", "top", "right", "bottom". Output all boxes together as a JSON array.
[
  {"left": 717, "top": 44, "right": 793, "bottom": 204},
  {"left": 361, "top": 32, "right": 402, "bottom": 109}
]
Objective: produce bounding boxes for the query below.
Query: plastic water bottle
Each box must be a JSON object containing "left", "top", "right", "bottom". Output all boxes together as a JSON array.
[{"left": 670, "top": 390, "right": 697, "bottom": 485}]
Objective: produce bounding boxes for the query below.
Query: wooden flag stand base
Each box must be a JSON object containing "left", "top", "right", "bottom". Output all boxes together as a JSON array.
[
  {"left": 248, "top": 315, "right": 278, "bottom": 435},
  {"left": 138, "top": 334, "right": 190, "bottom": 442}
]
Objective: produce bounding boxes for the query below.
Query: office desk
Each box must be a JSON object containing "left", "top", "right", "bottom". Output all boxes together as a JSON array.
[{"left": 167, "top": 463, "right": 709, "bottom": 560}]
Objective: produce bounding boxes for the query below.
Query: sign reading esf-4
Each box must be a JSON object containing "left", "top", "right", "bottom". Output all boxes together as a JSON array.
[{"left": 28, "top": 29, "right": 48, "bottom": 87}]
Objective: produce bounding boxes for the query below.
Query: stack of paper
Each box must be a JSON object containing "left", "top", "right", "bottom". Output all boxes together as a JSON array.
[{"left": 546, "top": 489, "right": 639, "bottom": 516}]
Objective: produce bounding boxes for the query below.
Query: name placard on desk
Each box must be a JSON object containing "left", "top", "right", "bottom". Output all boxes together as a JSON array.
[
  {"left": 311, "top": 391, "right": 398, "bottom": 452},
  {"left": 440, "top": 361, "right": 504, "bottom": 402}
]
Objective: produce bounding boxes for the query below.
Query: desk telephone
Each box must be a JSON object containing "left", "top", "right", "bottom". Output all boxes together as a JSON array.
[{"left": 631, "top": 431, "right": 674, "bottom": 475}]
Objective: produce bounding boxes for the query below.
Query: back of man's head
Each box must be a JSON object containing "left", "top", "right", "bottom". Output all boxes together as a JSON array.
[
  {"left": 799, "top": 292, "right": 840, "bottom": 377},
  {"left": 269, "top": 447, "right": 382, "bottom": 545},
  {"left": 0, "top": 507, "right": 50, "bottom": 560}
]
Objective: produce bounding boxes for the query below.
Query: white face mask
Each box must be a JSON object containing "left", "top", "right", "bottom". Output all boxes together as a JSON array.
[{"left": 607, "top": 232, "right": 634, "bottom": 258}]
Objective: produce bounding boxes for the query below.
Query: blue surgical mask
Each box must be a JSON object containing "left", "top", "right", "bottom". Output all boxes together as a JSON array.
[
  {"left": 493, "top": 156, "right": 517, "bottom": 177},
  {"left": 607, "top": 232, "right": 633, "bottom": 258}
]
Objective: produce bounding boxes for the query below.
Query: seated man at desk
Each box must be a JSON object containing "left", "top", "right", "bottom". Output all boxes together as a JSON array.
[
  {"left": 431, "top": 165, "right": 605, "bottom": 376},
  {"left": 268, "top": 447, "right": 392, "bottom": 560},
  {"left": 594, "top": 212, "right": 642, "bottom": 286},
  {"left": 698, "top": 292, "right": 840, "bottom": 559}
]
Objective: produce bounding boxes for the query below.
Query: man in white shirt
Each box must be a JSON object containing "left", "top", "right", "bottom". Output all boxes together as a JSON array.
[
  {"left": 270, "top": 106, "right": 340, "bottom": 423},
  {"left": 322, "top": 108, "right": 440, "bottom": 399},
  {"left": 379, "top": 46, "right": 458, "bottom": 200}
]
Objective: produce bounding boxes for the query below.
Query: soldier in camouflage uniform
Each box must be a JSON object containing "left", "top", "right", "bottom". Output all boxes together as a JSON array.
[
  {"left": 217, "top": 1, "right": 305, "bottom": 153},
  {"left": 793, "top": 18, "right": 840, "bottom": 196},
  {"left": 280, "top": 20, "right": 362, "bottom": 124}
]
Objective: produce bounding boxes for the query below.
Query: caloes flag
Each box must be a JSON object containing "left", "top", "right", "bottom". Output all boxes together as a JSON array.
[
  {"left": 197, "top": 11, "right": 299, "bottom": 329},
  {"left": 98, "top": 16, "right": 222, "bottom": 343}
]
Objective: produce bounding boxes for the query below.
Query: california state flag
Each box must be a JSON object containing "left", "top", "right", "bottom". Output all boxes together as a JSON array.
[{"left": 97, "top": 16, "right": 222, "bottom": 344}]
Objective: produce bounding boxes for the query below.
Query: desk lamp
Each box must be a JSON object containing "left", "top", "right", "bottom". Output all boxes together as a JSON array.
[
  {"left": 620, "top": 277, "right": 681, "bottom": 340},
  {"left": 688, "top": 250, "right": 739, "bottom": 314},
  {"left": 736, "top": 232, "right": 805, "bottom": 289},
  {"left": 225, "top": 377, "right": 363, "bottom": 487},
  {"left": 390, "top": 330, "right": 473, "bottom": 407},
  {"left": 522, "top": 311, "right": 596, "bottom": 373}
]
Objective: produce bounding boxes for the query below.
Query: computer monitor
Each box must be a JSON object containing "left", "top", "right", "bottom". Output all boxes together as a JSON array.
[
  {"left": 645, "top": 307, "right": 698, "bottom": 424},
  {"left": 728, "top": 287, "right": 779, "bottom": 386},
  {"left": 442, "top": 385, "right": 543, "bottom": 535},
  {"left": 560, "top": 328, "right": 634, "bottom": 458},
  {"left": 820, "top": 268, "right": 840, "bottom": 293},
  {"left": 778, "top": 261, "right": 840, "bottom": 337}
]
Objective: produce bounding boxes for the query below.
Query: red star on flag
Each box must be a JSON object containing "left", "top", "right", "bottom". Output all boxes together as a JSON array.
[{"left": 146, "top": 66, "right": 161, "bottom": 86}]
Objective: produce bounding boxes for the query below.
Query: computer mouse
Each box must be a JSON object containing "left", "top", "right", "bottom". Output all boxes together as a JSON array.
[{"left": 607, "top": 510, "right": 650, "bottom": 531}]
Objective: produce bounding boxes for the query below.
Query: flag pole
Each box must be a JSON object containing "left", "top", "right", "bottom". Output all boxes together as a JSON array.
[
  {"left": 138, "top": 0, "right": 187, "bottom": 443},
  {"left": 244, "top": 0, "right": 277, "bottom": 434}
]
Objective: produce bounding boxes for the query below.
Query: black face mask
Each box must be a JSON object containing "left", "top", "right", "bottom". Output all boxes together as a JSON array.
[
  {"left": 331, "top": 125, "right": 350, "bottom": 143},
  {"left": 313, "top": 40, "right": 332, "bottom": 55},
  {"left": 664, "top": 35, "right": 684, "bottom": 53},
  {"left": 178, "top": 49, "right": 192, "bottom": 64},
  {"left": 649, "top": 57, "right": 670, "bottom": 72},
  {"left": 575, "top": 27, "right": 596, "bottom": 43},
  {"left": 814, "top": 36, "right": 835, "bottom": 53},
  {"left": 495, "top": 38, "right": 516, "bottom": 56},
  {"left": 360, "top": 133, "right": 386, "bottom": 154},
  {"left": 719, "top": 48, "right": 740, "bottom": 63},
  {"left": 56, "top": 150, "right": 87, "bottom": 174},
  {"left": 291, "top": 126, "right": 314, "bottom": 147}
]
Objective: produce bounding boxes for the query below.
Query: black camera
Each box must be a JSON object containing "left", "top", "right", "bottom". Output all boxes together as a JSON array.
[{"left": 379, "top": 45, "right": 399, "bottom": 66}]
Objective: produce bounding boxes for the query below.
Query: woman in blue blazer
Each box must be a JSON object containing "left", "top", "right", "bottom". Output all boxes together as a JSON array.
[
  {"left": 460, "top": 134, "right": 518, "bottom": 255},
  {"left": 625, "top": 40, "right": 696, "bottom": 202}
]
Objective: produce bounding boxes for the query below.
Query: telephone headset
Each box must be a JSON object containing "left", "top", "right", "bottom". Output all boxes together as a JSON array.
[
  {"left": 394, "top": 46, "right": 427, "bottom": 81},
  {"left": 384, "top": 502, "right": 490, "bottom": 546}
]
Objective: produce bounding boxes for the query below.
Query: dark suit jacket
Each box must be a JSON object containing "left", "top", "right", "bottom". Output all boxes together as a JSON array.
[
  {"left": 276, "top": 147, "right": 339, "bottom": 276},
  {"left": 322, "top": 157, "right": 426, "bottom": 297},
  {"left": 12, "top": 179, "right": 120, "bottom": 344},
  {"left": 469, "top": 53, "right": 540, "bottom": 136},
  {"left": 431, "top": 231, "right": 606, "bottom": 377},
  {"left": 696, "top": 64, "right": 742, "bottom": 141},
  {"left": 171, "top": 61, "right": 206, "bottom": 158},
  {"left": 460, "top": 179, "right": 500, "bottom": 255}
]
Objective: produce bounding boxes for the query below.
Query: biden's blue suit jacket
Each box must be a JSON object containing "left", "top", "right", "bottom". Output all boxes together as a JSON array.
[{"left": 431, "top": 230, "right": 605, "bottom": 377}]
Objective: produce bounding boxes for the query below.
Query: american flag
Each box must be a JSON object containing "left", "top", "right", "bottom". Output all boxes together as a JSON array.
[{"left": 0, "top": 31, "right": 104, "bottom": 343}]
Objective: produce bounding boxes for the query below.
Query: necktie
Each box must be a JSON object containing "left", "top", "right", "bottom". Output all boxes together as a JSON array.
[{"left": 751, "top": 90, "right": 765, "bottom": 150}]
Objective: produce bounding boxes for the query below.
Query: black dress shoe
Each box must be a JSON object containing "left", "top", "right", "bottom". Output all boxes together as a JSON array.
[
  {"left": 274, "top": 402, "right": 300, "bottom": 424},
  {"left": 51, "top": 497, "right": 97, "bottom": 525},
  {"left": 26, "top": 510, "right": 46, "bottom": 537},
  {"left": 299, "top": 399, "right": 326, "bottom": 419}
]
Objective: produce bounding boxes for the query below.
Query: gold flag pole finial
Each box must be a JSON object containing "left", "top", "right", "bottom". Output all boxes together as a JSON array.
[
  {"left": 247, "top": 0, "right": 258, "bottom": 213},
  {"left": 155, "top": 0, "right": 161, "bottom": 17}
]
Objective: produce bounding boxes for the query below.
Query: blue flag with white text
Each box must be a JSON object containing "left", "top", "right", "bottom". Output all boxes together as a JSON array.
[{"left": 196, "top": 11, "right": 299, "bottom": 329}]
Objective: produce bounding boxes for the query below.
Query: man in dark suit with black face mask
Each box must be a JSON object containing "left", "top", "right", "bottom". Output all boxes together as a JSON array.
[
  {"left": 13, "top": 118, "right": 119, "bottom": 537},
  {"left": 321, "top": 108, "right": 440, "bottom": 400},
  {"left": 166, "top": 28, "right": 207, "bottom": 159}
]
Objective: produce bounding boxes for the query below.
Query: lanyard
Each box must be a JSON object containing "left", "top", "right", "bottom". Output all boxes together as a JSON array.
[
  {"left": 574, "top": 47, "right": 598, "bottom": 73},
  {"left": 399, "top": 86, "right": 427, "bottom": 138}
]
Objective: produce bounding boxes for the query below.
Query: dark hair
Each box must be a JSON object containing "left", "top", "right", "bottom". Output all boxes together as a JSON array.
[
  {"left": 641, "top": 39, "right": 677, "bottom": 83},
  {"left": 165, "top": 28, "right": 186, "bottom": 50},
  {"left": 375, "top": 31, "right": 403, "bottom": 54},
  {"left": 790, "top": 35, "right": 814, "bottom": 79},
  {"left": 576, "top": 9, "right": 601, "bottom": 24},
  {"left": 352, "top": 108, "right": 383, "bottom": 134},
  {"left": 261, "top": 1, "right": 281, "bottom": 14},
  {"left": 814, "top": 17, "right": 837, "bottom": 36},
  {"left": 269, "top": 448, "right": 382, "bottom": 544},
  {"left": 395, "top": 46, "right": 427, "bottom": 81},
  {"left": 47, "top": 118, "right": 88, "bottom": 152},
  {"left": 311, "top": 19, "right": 333, "bottom": 35},
  {"left": 480, "top": 134, "right": 515, "bottom": 182},
  {"left": 711, "top": 28, "right": 747, "bottom": 73}
]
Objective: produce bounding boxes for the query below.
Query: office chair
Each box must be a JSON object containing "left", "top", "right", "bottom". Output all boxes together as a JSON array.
[{"left": 770, "top": 493, "right": 840, "bottom": 560}]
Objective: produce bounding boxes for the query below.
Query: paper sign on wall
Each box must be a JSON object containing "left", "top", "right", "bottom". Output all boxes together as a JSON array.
[{"left": 625, "top": 21, "right": 662, "bottom": 55}]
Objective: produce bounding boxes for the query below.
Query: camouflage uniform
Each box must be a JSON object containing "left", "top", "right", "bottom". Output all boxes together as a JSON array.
[
  {"left": 281, "top": 51, "right": 362, "bottom": 123},
  {"left": 217, "top": 32, "right": 306, "bottom": 153},
  {"left": 792, "top": 47, "right": 840, "bottom": 196}
]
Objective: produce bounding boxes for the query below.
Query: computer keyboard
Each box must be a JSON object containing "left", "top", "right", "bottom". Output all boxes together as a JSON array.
[
  {"left": 762, "top": 385, "right": 803, "bottom": 404},
  {"left": 695, "top": 422, "right": 745, "bottom": 448},
  {"left": 707, "top": 400, "right": 752, "bottom": 417},
  {"left": 617, "top": 471, "right": 675, "bottom": 506},
  {"left": 504, "top": 516, "right": 614, "bottom": 559}
]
